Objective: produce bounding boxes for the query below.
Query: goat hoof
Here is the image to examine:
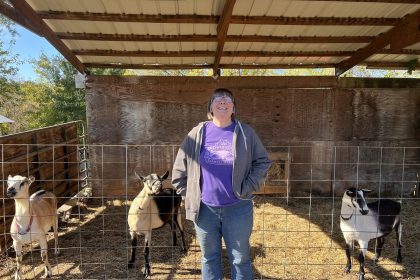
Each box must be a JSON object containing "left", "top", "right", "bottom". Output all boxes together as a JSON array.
[
  {"left": 143, "top": 266, "right": 151, "bottom": 278},
  {"left": 143, "top": 268, "right": 150, "bottom": 278},
  {"left": 397, "top": 256, "right": 402, "bottom": 263},
  {"left": 357, "top": 272, "right": 365, "bottom": 280},
  {"left": 344, "top": 266, "right": 351, "bottom": 274},
  {"left": 374, "top": 257, "right": 379, "bottom": 263},
  {"left": 127, "top": 262, "right": 135, "bottom": 269}
]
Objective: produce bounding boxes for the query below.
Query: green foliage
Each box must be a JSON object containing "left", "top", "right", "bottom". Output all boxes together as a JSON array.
[
  {"left": 406, "top": 59, "right": 418, "bottom": 75},
  {"left": 31, "top": 53, "right": 87, "bottom": 127},
  {"left": 89, "top": 67, "right": 136, "bottom": 75}
]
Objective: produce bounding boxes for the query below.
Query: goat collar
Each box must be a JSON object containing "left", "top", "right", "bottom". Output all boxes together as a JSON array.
[
  {"left": 15, "top": 215, "right": 34, "bottom": 235},
  {"left": 340, "top": 203, "right": 354, "bottom": 221},
  {"left": 340, "top": 213, "right": 353, "bottom": 221}
]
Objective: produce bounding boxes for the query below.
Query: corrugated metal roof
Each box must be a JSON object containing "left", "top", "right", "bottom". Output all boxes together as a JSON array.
[{"left": 3, "top": 0, "right": 420, "bottom": 76}]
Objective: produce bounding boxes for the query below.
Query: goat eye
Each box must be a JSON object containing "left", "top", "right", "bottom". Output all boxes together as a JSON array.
[{"left": 20, "top": 182, "right": 25, "bottom": 188}]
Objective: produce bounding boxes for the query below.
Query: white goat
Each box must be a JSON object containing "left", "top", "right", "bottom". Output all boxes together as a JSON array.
[
  {"left": 6, "top": 175, "right": 59, "bottom": 279},
  {"left": 127, "top": 171, "right": 186, "bottom": 278},
  {"left": 340, "top": 188, "right": 402, "bottom": 280}
]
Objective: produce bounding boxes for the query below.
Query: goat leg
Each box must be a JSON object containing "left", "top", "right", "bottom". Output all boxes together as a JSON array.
[
  {"left": 358, "top": 241, "right": 368, "bottom": 280},
  {"left": 13, "top": 241, "right": 22, "bottom": 280},
  {"left": 128, "top": 233, "right": 137, "bottom": 269},
  {"left": 170, "top": 219, "right": 177, "bottom": 247},
  {"left": 53, "top": 212, "right": 60, "bottom": 256},
  {"left": 39, "top": 239, "right": 52, "bottom": 278},
  {"left": 374, "top": 237, "right": 385, "bottom": 263},
  {"left": 143, "top": 240, "right": 151, "bottom": 278},
  {"left": 396, "top": 223, "right": 403, "bottom": 263},
  {"left": 174, "top": 217, "right": 187, "bottom": 253},
  {"left": 344, "top": 242, "right": 352, "bottom": 274}
]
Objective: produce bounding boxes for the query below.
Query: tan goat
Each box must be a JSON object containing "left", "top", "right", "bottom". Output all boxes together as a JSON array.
[
  {"left": 6, "top": 175, "right": 59, "bottom": 279},
  {"left": 128, "top": 171, "right": 186, "bottom": 278}
]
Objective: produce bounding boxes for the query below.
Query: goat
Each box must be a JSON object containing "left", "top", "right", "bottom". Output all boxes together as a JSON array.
[
  {"left": 340, "top": 187, "right": 402, "bottom": 280},
  {"left": 6, "top": 175, "right": 59, "bottom": 279},
  {"left": 127, "top": 170, "right": 186, "bottom": 278}
]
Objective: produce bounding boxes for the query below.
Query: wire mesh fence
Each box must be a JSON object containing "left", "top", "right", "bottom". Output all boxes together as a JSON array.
[{"left": 0, "top": 144, "right": 419, "bottom": 279}]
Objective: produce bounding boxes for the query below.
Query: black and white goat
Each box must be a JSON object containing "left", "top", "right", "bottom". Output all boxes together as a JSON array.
[
  {"left": 127, "top": 171, "right": 186, "bottom": 278},
  {"left": 6, "top": 175, "right": 59, "bottom": 280},
  {"left": 340, "top": 188, "right": 402, "bottom": 280}
]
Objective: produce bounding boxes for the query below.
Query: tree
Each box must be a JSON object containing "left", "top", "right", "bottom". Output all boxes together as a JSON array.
[
  {"left": 0, "top": 15, "right": 21, "bottom": 135},
  {"left": 31, "top": 53, "right": 87, "bottom": 127}
]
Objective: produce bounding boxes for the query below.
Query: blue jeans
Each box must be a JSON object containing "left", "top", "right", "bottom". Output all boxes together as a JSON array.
[{"left": 194, "top": 199, "right": 254, "bottom": 280}]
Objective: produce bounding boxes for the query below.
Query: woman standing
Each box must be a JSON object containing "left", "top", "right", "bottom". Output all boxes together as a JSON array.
[{"left": 172, "top": 88, "right": 271, "bottom": 280}]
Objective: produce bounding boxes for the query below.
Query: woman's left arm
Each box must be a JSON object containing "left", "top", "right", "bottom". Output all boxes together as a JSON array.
[{"left": 242, "top": 132, "right": 271, "bottom": 193}]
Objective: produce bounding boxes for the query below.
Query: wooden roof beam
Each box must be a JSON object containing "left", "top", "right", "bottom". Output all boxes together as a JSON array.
[
  {"left": 39, "top": 11, "right": 399, "bottom": 26},
  {"left": 335, "top": 8, "right": 420, "bottom": 76},
  {"left": 84, "top": 62, "right": 337, "bottom": 70},
  {"left": 85, "top": 63, "right": 211, "bottom": 70},
  {"left": 213, "top": 0, "right": 236, "bottom": 77},
  {"left": 9, "top": 0, "right": 87, "bottom": 74},
  {"left": 229, "top": 16, "right": 398, "bottom": 26},
  {"left": 38, "top": 11, "right": 218, "bottom": 24},
  {"left": 0, "top": 1, "right": 42, "bottom": 36},
  {"left": 73, "top": 49, "right": 354, "bottom": 57},
  {"left": 364, "top": 61, "right": 420, "bottom": 69},
  {"left": 57, "top": 32, "right": 374, "bottom": 43}
]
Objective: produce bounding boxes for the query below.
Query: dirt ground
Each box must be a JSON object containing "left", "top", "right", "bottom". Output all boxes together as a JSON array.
[{"left": 0, "top": 195, "right": 418, "bottom": 280}]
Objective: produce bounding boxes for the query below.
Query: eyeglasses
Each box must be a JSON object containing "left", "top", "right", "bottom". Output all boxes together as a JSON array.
[{"left": 213, "top": 96, "right": 233, "bottom": 104}]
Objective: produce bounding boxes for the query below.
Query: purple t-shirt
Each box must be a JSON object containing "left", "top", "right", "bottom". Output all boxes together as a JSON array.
[{"left": 200, "top": 121, "right": 240, "bottom": 207}]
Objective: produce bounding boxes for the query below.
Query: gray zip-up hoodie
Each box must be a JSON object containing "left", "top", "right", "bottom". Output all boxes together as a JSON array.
[{"left": 171, "top": 120, "right": 271, "bottom": 222}]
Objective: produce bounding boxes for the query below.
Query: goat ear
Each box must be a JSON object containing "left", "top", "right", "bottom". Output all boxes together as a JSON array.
[
  {"left": 134, "top": 172, "right": 144, "bottom": 181},
  {"left": 346, "top": 189, "right": 355, "bottom": 196},
  {"left": 7, "top": 175, "right": 13, "bottom": 186},
  {"left": 161, "top": 170, "right": 169, "bottom": 180},
  {"left": 28, "top": 176, "right": 35, "bottom": 185}
]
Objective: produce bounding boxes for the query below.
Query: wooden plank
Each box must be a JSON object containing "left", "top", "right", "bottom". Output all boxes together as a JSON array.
[
  {"left": 254, "top": 185, "right": 288, "bottom": 195},
  {"left": 335, "top": 8, "right": 420, "bottom": 76}
]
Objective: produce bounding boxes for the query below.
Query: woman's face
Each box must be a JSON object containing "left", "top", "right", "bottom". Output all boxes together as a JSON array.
[{"left": 211, "top": 95, "right": 234, "bottom": 122}]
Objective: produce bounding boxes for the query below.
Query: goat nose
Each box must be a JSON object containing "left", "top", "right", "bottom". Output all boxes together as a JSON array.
[
  {"left": 360, "top": 209, "right": 369, "bottom": 215},
  {"left": 6, "top": 189, "right": 16, "bottom": 197}
]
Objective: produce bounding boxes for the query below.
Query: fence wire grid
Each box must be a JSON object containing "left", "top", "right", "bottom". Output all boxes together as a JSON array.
[{"left": 1, "top": 144, "right": 419, "bottom": 280}]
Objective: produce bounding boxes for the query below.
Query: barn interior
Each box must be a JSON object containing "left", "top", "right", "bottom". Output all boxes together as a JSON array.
[{"left": 1, "top": 1, "right": 420, "bottom": 279}]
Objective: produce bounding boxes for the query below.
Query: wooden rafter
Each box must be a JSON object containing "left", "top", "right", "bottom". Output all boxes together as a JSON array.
[
  {"left": 84, "top": 62, "right": 337, "bottom": 70},
  {"left": 0, "top": 1, "right": 42, "bottom": 36},
  {"left": 213, "top": 0, "right": 236, "bottom": 76},
  {"left": 364, "top": 61, "right": 420, "bottom": 69},
  {"left": 335, "top": 8, "right": 420, "bottom": 76},
  {"left": 229, "top": 16, "right": 398, "bottom": 26},
  {"left": 9, "top": 0, "right": 87, "bottom": 74},
  {"left": 58, "top": 32, "right": 374, "bottom": 43},
  {"left": 73, "top": 49, "right": 354, "bottom": 57},
  {"left": 84, "top": 63, "right": 211, "bottom": 70},
  {"left": 38, "top": 11, "right": 399, "bottom": 26},
  {"left": 225, "top": 35, "right": 374, "bottom": 43},
  {"left": 38, "top": 11, "right": 218, "bottom": 24},
  {"left": 57, "top": 33, "right": 218, "bottom": 42}
]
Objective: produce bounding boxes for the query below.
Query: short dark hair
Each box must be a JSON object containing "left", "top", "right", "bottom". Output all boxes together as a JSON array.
[{"left": 207, "top": 88, "right": 236, "bottom": 120}]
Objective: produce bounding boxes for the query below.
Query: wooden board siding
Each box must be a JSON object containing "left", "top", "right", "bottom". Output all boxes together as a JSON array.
[
  {"left": 85, "top": 76, "right": 420, "bottom": 196},
  {"left": 0, "top": 122, "right": 82, "bottom": 252}
]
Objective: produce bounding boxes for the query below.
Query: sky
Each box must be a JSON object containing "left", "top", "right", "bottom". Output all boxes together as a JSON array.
[{"left": 6, "top": 25, "right": 61, "bottom": 80}]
